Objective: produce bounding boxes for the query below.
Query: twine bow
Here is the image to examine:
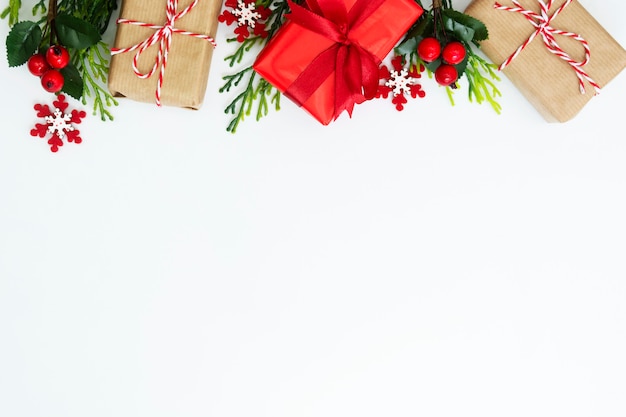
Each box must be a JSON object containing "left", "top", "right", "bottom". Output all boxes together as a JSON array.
[
  {"left": 493, "top": 0, "right": 600, "bottom": 94},
  {"left": 284, "top": 0, "right": 385, "bottom": 121},
  {"left": 110, "top": 0, "right": 217, "bottom": 106}
]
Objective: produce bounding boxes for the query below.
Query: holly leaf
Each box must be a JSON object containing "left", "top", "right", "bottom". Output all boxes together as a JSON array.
[
  {"left": 454, "top": 49, "right": 470, "bottom": 79},
  {"left": 443, "top": 9, "right": 488, "bottom": 42},
  {"left": 5, "top": 20, "right": 41, "bottom": 67},
  {"left": 55, "top": 13, "right": 101, "bottom": 50},
  {"left": 60, "top": 63, "right": 84, "bottom": 99},
  {"left": 405, "top": 13, "right": 432, "bottom": 41},
  {"left": 442, "top": 12, "right": 475, "bottom": 44},
  {"left": 423, "top": 56, "right": 442, "bottom": 74},
  {"left": 395, "top": 36, "right": 418, "bottom": 57}
]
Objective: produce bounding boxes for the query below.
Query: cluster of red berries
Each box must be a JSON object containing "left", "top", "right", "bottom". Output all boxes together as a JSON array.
[
  {"left": 26, "top": 45, "right": 70, "bottom": 93},
  {"left": 417, "top": 37, "right": 467, "bottom": 87}
]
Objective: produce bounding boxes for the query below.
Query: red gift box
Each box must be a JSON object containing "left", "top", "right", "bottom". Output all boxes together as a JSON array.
[{"left": 253, "top": 0, "right": 423, "bottom": 125}]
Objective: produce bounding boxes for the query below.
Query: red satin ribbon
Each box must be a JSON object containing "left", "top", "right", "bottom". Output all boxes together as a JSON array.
[{"left": 284, "top": 0, "right": 385, "bottom": 120}]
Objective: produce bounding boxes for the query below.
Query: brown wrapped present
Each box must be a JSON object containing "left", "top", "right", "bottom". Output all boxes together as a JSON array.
[
  {"left": 108, "top": 0, "right": 221, "bottom": 109},
  {"left": 465, "top": 0, "right": 626, "bottom": 122}
]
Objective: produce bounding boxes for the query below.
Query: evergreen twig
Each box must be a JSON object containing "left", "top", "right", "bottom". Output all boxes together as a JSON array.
[{"left": 220, "top": 0, "right": 294, "bottom": 133}]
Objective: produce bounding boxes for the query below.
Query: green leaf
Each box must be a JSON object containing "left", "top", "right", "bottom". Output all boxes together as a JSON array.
[
  {"left": 443, "top": 9, "right": 489, "bottom": 42},
  {"left": 422, "top": 56, "right": 441, "bottom": 73},
  {"left": 55, "top": 13, "right": 101, "bottom": 50},
  {"left": 60, "top": 63, "right": 84, "bottom": 99},
  {"left": 454, "top": 49, "right": 470, "bottom": 79},
  {"left": 395, "top": 36, "right": 418, "bottom": 56},
  {"left": 442, "top": 13, "right": 475, "bottom": 44},
  {"left": 5, "top": 20, "right": 42, "bottom": 67},
  {"left": 404, "top": 13, "right": 432, "bottom": 41}
]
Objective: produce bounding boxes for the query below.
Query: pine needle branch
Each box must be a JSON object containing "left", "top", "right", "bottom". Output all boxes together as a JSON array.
[{"left": 220, "top": 0, "right": 295, "bottom": 133}]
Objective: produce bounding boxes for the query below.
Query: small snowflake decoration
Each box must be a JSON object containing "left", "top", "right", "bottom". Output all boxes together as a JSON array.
[
  {"left": 218, "top": 0, "right": 272, "bottom": 42},
  {"left": 377, "top": 56, "right": 426, "bottom": 111},
  {"left": 30, "top": 94, "right": 86, "bottom": 152}
]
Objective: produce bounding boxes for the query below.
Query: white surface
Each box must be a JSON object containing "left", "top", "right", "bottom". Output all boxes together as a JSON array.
[{"left": 1, "top": 1, "right": 626, "bottom": 416}]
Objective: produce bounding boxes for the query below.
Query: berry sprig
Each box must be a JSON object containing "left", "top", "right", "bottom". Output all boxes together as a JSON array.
[
  {"left": 27, "top": 44, "right": 70, "bottom": 92},
  {"left": 219, "top": 0, "right": 300, "bottom": 133},
  {"left": 3, "top": 0, "right": 119, "bottom": 121},
  {"left": 396, "top": 0, "right": 502, "bottom": 113}
]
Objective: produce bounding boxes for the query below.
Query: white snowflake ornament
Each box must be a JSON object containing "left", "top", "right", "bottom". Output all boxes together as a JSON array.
[
  {"left": 376, "top": 56, "right": 426, "bottom": 111},
  {"left": 385, "top": 68, "right": 418, "bottom": 97},
  {"left": 233, "top": 0, "right": 261, "bottom": 28},
  {"left": 218, "top": 0, "right": 271, "bottom": 42},
  {"left": 45, "top": 108, "right": 76, "bottom": 140}
]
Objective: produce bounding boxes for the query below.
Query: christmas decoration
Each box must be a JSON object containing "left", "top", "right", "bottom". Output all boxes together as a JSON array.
[
  {"left": 3, "top": 0, "right": 119, "bottom": 121},
  {"left": 30, "top": 94, "right": 86, "bottom": 152},
  {"left": 395, "top": 0, "right": 502, "bottom": 112},
  {"left": 3, "top": 0, "right": 621, "bottom": 142},
  {"left": 218, "top": 0, "right": 272, "bottom": 42},
  {"left": 253, "top": 0, "right": 424, "bottom": 125},
  {"left": 376, "top": 55, "right": 427, "bottom": 111},
  {"left": 108, "top": 0, "right": 221, "bottom": 109},
  {"left": 465, "top": 0, "right": 626, "bottom": 122}
]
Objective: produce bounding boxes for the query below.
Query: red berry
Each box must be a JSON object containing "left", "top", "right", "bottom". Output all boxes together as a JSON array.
[
  {"left": 434, "top": 64, "right": 458, "bottom": 86},
  {"left": 41, "top": 69, "right": 65, "bottom": 92},
  {"left": 442, "top": 41, "right": 466, "bottom": 65},
  {"left": 27, "top": 53, "right": 51, "bottom": 77},
  {"left": 417, "top": 37, "right": 441, "bottom": 62},
  {"left": 45, "top": 45, "right": 70, "bottom": 69}
]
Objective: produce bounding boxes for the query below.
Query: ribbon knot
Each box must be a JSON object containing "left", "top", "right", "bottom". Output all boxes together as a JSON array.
[
  {"left": 110, "top": 0, "right": 217, "bottom": 106},
  {"left": 283, "top": 0, "right": 385, "bottom": 121},
  {"left": 494, "top": 0, "right": 600, "bottom": 94}
]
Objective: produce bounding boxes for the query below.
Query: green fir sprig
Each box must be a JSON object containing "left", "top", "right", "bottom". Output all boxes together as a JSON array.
[
  {"left": 3, "top": 0, "right": 119, "bottom": 120},
  {"left": 74, "top": 40, "right": 118, "bottom": 121},
  {"left": 220, "top": 0, "right": 300, "bottom": 133},
  {"left": 0, "top": 0, "right": 22, "bottom": 26}
]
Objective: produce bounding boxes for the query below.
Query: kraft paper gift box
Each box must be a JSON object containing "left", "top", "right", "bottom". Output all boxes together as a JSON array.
[
  {"left": 253, "top": 0, "right": 424, "bottom": 125},
  {"left": 108, "top": 0, "right": 221, "bottom": 109},
  {"left": 464, "top": 0, "right": 626, "bottom": 122}
]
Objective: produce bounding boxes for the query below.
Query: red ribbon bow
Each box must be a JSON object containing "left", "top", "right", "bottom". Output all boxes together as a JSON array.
[{"left": 284, "top": 0, "right": 385, "bottom": 120}]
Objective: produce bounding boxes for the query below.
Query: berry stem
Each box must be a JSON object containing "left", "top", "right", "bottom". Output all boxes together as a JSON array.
[
  {"left": 431, "top": 0, "right": 447, "bottom": 43},
  {"left": 47, "top": 0, "right": 57, "bottom": 45}
]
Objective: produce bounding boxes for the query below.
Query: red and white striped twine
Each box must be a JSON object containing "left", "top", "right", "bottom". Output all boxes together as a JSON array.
[
  {"left": 493, "top": 0, "right": 600, "bottom": 95},
  {"left": 110, "top": 0, "right": 217, "bottom": 106}
]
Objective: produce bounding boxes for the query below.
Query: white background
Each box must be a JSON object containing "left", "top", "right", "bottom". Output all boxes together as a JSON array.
[{"left": 1, "top": 0, "right": 626, "bottom": 416}]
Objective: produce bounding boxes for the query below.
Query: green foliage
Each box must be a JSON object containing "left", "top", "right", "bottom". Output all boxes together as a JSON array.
[
  {"left": 74, "top": 42, "right": 118, "bottom": 121},
  {"left": 55, "top": 13, "right": 101, "bottom": 49},
  {"left": 0, "top": 0, "right": 22, "bottom": 27},
  {"left": 443, "top": 11, "right": 476, "bottom": 44},
  {"left": 465, "top": 49, "right": 501, "bottom": 113},
  {"left": 5, "top": 20, "right": 41, "bottom": 66},
  {"left": 60, "top": 62, "right": 82, "bottom": 99},
  {"left": 442, "top": 9, "right": 488, "bottom": 43},
  {"left": 221, "top": 0, "right": 292, "bottom": 133},
  {"left": 222, "top": 68, "right": 281, "bottom": 133}
]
